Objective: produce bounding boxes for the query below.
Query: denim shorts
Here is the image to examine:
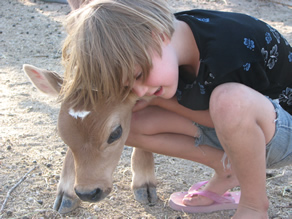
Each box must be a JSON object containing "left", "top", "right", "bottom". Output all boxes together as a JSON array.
[{"left": 193, "top": 98, "right": 292, "bottom": 169}]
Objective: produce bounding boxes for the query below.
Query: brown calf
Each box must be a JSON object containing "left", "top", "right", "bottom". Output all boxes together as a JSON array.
[{"left": 23, "top": 64, "right": 157, "bottom": 214}]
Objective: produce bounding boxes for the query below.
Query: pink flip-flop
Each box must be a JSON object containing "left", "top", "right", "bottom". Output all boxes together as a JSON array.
[{"left": 169, "top": 181, "right": 241, "bottom": 213}]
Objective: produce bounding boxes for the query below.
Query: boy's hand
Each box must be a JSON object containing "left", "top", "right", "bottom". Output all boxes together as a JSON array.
[
  {"left": 132, "top": 96, "right": 177, "bottom": 112},
  {"left": 132, "top": 97, "right": 159, "bottom": 112},
  {"left": 132, "top": 99, "right": 150, "bottom": 112}
]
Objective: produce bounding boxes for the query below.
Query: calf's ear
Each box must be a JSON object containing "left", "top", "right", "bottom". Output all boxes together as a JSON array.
[{"left": 23, "top": 64, "right": 63, "bottom": 96}]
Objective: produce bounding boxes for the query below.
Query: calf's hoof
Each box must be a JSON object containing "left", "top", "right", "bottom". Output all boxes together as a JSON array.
[
  {"left": 53, "top": 193, "right": 80, "bottom": 214},
  {"left": 133, "top": 185, "right": 157, "bottom": 205}
]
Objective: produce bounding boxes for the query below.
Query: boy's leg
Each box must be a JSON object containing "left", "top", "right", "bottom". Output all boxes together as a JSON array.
[
  {"left": 126, "top": 106, "right": 239, "bottom": 206},
  {"left": 209, "top": 83, "right": 276, "bottom": 218}
]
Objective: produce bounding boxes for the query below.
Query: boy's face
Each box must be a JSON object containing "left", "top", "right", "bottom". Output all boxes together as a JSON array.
[{"left": 132, "top": 40, "right": 179, "bottom": 99}]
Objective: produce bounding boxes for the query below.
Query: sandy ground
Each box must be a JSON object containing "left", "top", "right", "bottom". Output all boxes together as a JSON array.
[{"left": 0, "top": 0, "right": 291, "bottom": 218}]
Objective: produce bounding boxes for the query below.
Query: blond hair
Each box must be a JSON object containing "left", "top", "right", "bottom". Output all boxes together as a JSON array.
[{"left": 61, "top": 0, "right": 175, "bottom": 109}]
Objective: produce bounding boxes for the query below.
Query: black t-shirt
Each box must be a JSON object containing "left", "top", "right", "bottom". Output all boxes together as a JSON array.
[{"left": 175, "top": 10, "right": 292, "bottom": 114}]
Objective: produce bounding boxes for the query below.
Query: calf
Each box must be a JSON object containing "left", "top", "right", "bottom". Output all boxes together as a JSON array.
[{"left": 23, "top": 64, "right": 157, "bottom": 214}]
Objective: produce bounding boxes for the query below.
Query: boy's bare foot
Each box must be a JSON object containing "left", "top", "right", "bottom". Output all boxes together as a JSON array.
[
  {"left": 232, "top": 205, "right": 269, "bottom": 219},
  {"left": 182, "top": 171, "right": 239, "bottom": 206}
]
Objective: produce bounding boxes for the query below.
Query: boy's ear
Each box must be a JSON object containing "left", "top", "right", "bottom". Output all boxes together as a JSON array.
[
  {"left": 159, "top": 33, "right": 166, "bottom": 41},
  {"left": 159, "top": 33, "right": 171, "bottom": 44}
]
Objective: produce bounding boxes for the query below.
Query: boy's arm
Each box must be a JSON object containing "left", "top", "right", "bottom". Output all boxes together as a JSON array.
[{"left": 134, "top": 97, "right": 214, "bottom": 128}]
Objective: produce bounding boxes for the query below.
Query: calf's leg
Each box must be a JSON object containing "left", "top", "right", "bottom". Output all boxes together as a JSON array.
[
  {"left": 53, "top": 149, "right": 80, "bottom": 214},
  {"left": 131, "top": 148, "right": 157, "bottom": 205}
]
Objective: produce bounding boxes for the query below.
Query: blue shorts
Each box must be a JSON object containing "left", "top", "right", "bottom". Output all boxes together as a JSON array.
[{"left": 193, "top": 98, "right": 292, "bottom": 169}]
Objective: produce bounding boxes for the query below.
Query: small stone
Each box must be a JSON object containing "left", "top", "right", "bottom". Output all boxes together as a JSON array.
[
  {"left": 266, "top": 173, "right": 274, "bottom": 178},
  {"left": 37, "top": 200, "right": 43, "bottom": 205},
  {"left": 93, "top": 205, "right": 102, "bottom": 212},
  {"left": 46, "top": 163, "right": 52, "bottom": 168},
  {"left": 50, "top": 178, "right": 57, "bottom": 184},
  {"left": 7, "top": 145, "right": 11, "bottom": 150},
  {"left": 26, "top": 197, "right": 34, "bottom": 203}
]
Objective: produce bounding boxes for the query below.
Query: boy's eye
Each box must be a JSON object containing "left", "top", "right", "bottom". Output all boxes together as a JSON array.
[{"left": 135, "top": 72, "right": 143, "bottom": 80}]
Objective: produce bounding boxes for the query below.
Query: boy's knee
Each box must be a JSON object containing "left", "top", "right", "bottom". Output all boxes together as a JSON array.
[
  {"left": 125, "top": 131, "right": 137, "bottom": 146},
  {"left": 126, "top": 108, "right": 153, "bottom": 146},
  {"left": 129, "top": 111, "right": 144, "bottom": 135},
  {"left": 127, "top": 114, "right": 143, "bottom": 146},
  {"left": 210, "top": 83, "right": 252, "bottom": 127}
]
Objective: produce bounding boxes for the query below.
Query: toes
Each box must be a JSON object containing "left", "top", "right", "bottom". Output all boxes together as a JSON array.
[
  {"left": 182, "top": 194, "right": 213, "bottom": 206},
  {"left": 182, "top": 194, "right": 198, "bottom": 205}
]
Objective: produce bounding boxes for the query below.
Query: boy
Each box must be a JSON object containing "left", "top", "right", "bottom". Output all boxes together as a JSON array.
[{"left": 61, "top": 0, "right": 292, "bottom": 218}]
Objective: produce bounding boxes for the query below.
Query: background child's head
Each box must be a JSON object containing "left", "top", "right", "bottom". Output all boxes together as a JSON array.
[{"left": 61, "top": 0, "right": 175, "bottom": 109}]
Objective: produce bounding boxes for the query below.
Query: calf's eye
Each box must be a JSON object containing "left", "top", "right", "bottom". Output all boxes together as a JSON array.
[{"left": 107, "top": 125, "right": 123, "bottom": 144}]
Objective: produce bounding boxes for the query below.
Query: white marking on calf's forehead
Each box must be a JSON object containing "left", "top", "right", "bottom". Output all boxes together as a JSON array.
[{"left": 69, "top": 108, "right": 91, "bottom": 120}]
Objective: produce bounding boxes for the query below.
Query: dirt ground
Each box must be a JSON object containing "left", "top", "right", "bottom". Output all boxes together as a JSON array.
[{"left": 0, "top": 0, "right": 291, "bottom": 218}]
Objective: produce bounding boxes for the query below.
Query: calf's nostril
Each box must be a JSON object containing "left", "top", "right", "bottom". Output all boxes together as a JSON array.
[{"left": 75, "top": 188, "right": 103, "bottom": 202}]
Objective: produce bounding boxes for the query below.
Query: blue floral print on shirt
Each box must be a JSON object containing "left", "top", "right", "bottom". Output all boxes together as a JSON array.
[
  {"left": 267, "top": 45, "right": 279, "bottom": 69},
  {"left": 244, "top": 38, "right": 255, "bottom": 50},
  {"left": 196, "top": 18, "right": 210, "bottom": 22},
  {"left": 289, "top": 52, "right": 292, "bottom": 63},
  {"left": 265, "top": 32, "right": 272, "bottom": 44},
  {"left": 190, "top": 15, "right": 210, "bottom": 22},
  {"left": 279, "top": 87, "right": 292, "bottom": 106},
  {"left": 261, "top": 45, "right": 279, "bottom": 70},
  {"left": 243, "top": 63, "right": 251, "bottom": 71},
  {"left": 266, "top": 24, "right": 281, "bottom": 43},
  {"left": 198, "top": 83, "right": 206, "bottom": 94}
]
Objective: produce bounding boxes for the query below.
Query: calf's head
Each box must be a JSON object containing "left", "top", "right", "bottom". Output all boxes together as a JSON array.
[
  {"left": 23, "top": 64, "right": 137, "bottom": 202},
  {"left": 58, "top": 95, "right": 136, "bottom": 202}
]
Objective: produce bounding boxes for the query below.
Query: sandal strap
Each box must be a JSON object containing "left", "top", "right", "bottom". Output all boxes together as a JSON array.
[
  {"left": 188, "top": 180, "right": 209, "bottom": 192},
  {"left": 186, "top": 190, "right": 235, "bottom": 204},
  {"left": 186, "top": 181, "right": 235, "bottom": 204}
]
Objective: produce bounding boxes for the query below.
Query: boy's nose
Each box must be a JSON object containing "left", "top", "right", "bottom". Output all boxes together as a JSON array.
[{"left": 132, "top": 83, "right": 148, "bottom": 97}]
